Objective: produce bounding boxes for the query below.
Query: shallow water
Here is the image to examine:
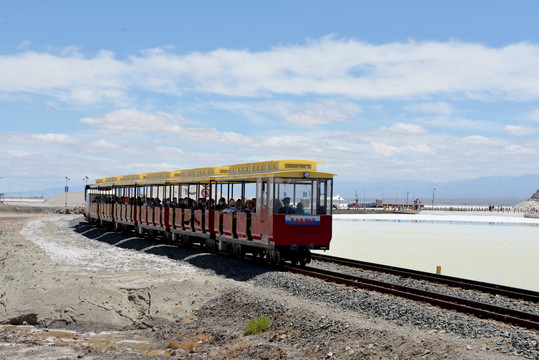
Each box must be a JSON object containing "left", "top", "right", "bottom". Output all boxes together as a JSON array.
[{"left": 319, "top": 216, "right": 539, "bottom": 291}]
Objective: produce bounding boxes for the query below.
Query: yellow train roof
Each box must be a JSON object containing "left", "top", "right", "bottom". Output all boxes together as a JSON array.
[{"left": 92, "top": 160, "right": 334, "bottom": 187}]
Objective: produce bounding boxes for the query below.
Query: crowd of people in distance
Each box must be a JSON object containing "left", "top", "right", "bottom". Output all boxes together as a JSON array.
[{"left": 92, "top": 195, "right": 257, "bottom": 214}]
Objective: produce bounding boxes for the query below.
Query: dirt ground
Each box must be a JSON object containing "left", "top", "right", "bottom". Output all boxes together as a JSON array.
[{"left": 0, "top": 208, "right": 528, "bottom": 359}]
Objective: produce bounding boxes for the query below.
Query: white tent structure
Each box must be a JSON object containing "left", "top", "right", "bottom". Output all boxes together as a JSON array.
[{"left": 332, "top": 194, "right": 345, "bottom": 208}]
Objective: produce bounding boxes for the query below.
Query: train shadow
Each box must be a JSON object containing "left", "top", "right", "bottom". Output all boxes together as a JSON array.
[{"left": 71, "top": 220, "right": 275, "bottom": 282}]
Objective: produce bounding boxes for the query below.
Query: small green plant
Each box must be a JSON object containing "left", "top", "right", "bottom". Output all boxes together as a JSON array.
[{"left": 244, "top": 316, "right": 271, "bottom": 335}]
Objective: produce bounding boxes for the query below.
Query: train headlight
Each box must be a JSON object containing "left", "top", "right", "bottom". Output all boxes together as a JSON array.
[{"left": 304, "top": 171, "right": 310, "bottom": 178}]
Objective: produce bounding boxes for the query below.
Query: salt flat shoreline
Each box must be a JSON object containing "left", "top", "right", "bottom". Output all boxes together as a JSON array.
[{"left": 335, "top": 210, "right": 539, "bottom": 225}]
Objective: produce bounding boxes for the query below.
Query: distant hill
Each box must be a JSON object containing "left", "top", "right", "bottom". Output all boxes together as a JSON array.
[
  {"left": 3, "top": 186, "right": 86, "bottom": 199},
  {"left": 334, "top": 173, "right": 539, "bottom": 201}
]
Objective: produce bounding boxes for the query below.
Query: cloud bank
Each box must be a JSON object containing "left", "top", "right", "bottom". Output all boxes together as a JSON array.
[{"left": 1, "top": 37, "right": 539, "bottom": 105}]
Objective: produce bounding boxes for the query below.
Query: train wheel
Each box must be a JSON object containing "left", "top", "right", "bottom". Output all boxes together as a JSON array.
[
  {"left": 252, "top": 249, "right": 263, "bottom": 262},
  {"left": 232, "top": 243, "right": 243, "bottom": 258},
  {"left": 299, "top": 250, "right": 310, "bottom": 267},
  {"left": 291, "top": 253, "right": 299, "bottom": 266},
  {"left": 182, "top": 236, "right": 192, "bottom": 248},
  {"left": 272, "top": 250, "right": 281, "bottom": 265},
  {"left": 265, "top": 250, "right": 272, "bottom": 265},
  {"left": 205, "top": 238, "right": 216, "bottom": 253}
]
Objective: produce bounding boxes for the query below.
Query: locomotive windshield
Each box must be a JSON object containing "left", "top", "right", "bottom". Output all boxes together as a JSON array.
[{"left": 273, "top": 178, "right": 332, "bottom": 215}]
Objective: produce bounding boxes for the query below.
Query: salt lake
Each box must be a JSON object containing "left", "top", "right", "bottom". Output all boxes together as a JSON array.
[{"left": 316, "top": 211, "right": 539, "bottom": 291}]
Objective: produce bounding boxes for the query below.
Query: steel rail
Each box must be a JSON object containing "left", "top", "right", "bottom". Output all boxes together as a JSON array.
[
  {"left": 311, "top": 253, "right": 539, "bottom": 303},
  {"left": 287, "top": 265, "right": 539, "bottom": 330}
]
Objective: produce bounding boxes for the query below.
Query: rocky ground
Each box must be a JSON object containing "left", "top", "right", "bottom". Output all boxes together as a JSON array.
[{"left": 0, "top": 207, "right": 537, "bottom": 359}]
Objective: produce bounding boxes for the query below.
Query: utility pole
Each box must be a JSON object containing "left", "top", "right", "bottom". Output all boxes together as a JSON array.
[
  {"left": 83, "top": 176, "right": 89, "bottom": 201},
  {"left": 432, "top": 187, "right": 437, "bottom": 206},
  {"left": 65, "top": 177, "right": 70, "bottom": 207}
]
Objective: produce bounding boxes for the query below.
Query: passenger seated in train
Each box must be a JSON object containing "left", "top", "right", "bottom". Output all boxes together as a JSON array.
[
  {"left": 235, "top": 199, "right": 243, "bottom": 211},
  {"left": 223, "top": 199, "right": 238, "bottom": 213},
  {"left": 278, "top": 197, "right": 295, "bottom": 214},
  {"left": 216, "top": 197, "right": 227, "bottom": 210},
  {"left": 296, "top": 202, "right": 305, "bottom": 214},
  {"left": 178, "top": 198, "right": 187, "bottom": 209},
  {"left": 251, "top": 198, "right": 257, "bottom": 213},
  {"left": 198, "top": 197, "right": 207, "bottom": 211},
  {"left": 244, "top": 200, "right": 255, "bottom": 215}
]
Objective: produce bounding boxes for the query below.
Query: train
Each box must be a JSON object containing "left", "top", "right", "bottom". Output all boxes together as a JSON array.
[{"left": 85, "top": 159, "right": 334, "bottom": 265}]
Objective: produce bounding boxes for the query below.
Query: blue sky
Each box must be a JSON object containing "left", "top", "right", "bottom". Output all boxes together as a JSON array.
[{"left": 1, "top": 0, "right": 538, "bottom": 193}]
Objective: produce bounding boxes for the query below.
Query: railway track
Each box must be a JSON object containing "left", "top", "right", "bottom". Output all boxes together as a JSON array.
[
  {"left": 311, "top": 253, "right": 539, "bottom": 303},
  {"left": 287, "top": 258, "right": 539, "bottom": 330}
]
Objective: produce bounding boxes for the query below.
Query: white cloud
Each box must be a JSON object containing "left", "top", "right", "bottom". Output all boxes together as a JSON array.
[
  {"left": 370, "top": 142, "right": 401, "bottom": 156},
  {"left": 212, "top": 99, "right": 361, "bottom": 126},
  {"left": 406, "top": 144, "right": 436, "bottom": 155},
  {"left": 7, "top": 150, "right": 34, "bottom": 157},
  {"left": 369, "top": 141, "right": 435, "bottom": 157},
  {"left": 1, "top": 38, "right": 539, "bottom": 104},
  {"left": 504, "top": 145, "right": 536, "bottom": 155},
  {"left": 415, "top": 116, "right": 494, "bottom": 131},
  {"left": 6, "top": 133, "right": 79, "bottom": 144},
  {"left": 374, "top": 122, "right": 428, "bottom": 135},
  {"left": 504, "top": 125, "right": 539, "bottom": 136},
  {"left": 80, "top": 108, "right": 185, "bottom": 134},
  {"left": 283, "top": 99, "right": 360, "bottom": 125},
  {"left": 405, "top": 101, "right": 452, "bottom": 115},
  {"left": 80, "top": 109, "right": 247, "bottom": 146},
  {"left": 462, "top": 135, "right": 495, "bottom": 145}
]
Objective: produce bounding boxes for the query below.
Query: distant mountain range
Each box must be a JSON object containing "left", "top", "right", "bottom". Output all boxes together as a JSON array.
[
  {"left": 334, "top": 173, "right": 539, "bottom": 203},
  {"left": 2, "top": 186, "right": 85, "bottom": 199},
  {"left": 2, "top": 173, "right": 538, "bottom": 205}
]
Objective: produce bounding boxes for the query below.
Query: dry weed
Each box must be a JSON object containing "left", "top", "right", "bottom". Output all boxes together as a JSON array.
[
  {"left": 166, "top": 339, "right": 181, "bottom": 349},
  {"left": 197, "top": 332, "right": 213, "bottom": 343},
  {"left": 220, "top": 341, "right": 251, "bottom": 359},
  {"left": 178, "top": 339, "right": 199, "bottom": 352},
  {"left": 181, "top": 315, "right": 197, "bottom": 324}
]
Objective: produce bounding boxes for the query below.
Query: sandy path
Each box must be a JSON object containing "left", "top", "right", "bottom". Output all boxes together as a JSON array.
[{"left": 1, "top": 215, "right": 233, "bottom": 331}]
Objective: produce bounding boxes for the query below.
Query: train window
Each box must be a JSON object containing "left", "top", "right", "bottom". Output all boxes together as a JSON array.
[
  {"left": 273, "top": 179, "right": 312, "bottom": 215},
  {"left": 262, "top": 181, "right": 267, "bottom": 207},
  {"left": 318, "top": 180, "right": 326, "bottom": 215},
  {"left": 271, "top": 178, "right": 332, "bottom": 215}
]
